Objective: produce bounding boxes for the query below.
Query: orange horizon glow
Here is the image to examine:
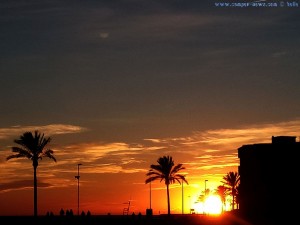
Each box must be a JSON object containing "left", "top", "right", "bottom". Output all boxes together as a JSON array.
[{"left": 1, "top": 121, "right": 300, "bottom": 215}]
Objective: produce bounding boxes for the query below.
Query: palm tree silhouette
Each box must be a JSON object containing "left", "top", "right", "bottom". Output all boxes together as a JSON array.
[
  {"left": 222, "top": 171, "right": 240, "bottom": 211},
  {"left": 145, "top": 155, "right": 188, "bottom": 216},
  {"left": 6, "top": 130, "right": 56, "bottom": 217},
  {"left": 215, "top": 185, "right": 229, "bottom": 212}
]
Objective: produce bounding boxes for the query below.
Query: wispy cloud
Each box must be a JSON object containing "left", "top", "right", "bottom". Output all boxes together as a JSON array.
[
  {"left": 146, "top": 119, "right": 300, "bottom": 149},
  {"left": 1, "top": 119, "right": 300, "bottom": 193},
  {"left": 0, "top": 179, "right": 54, "bottom": 193},
  {"left": 0, "top": 124, "right": 87, "bottom": 140},
  {"left": 272, "top": 51, "right": 287, "bottom": 58},
  {"left": 197, "top": 119, "right": 300, "bottom": 147}
]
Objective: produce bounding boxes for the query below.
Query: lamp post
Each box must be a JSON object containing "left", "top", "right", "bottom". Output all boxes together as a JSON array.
[
  {"left": 188, "top": 195, "right": 191, "bottom": 214},
  {"left": 204, "top": 180, "right": 208, "bottom": 215},
  {"left": 146, "top": 181, "right": 153, "bottom": 217},
  {"left": 149, "top": 181, "right": 152, "bottom": 209},
  {"left": 75, "top": 163, "right": 82, "bottom": 216},
  {"left": 182, "top": 182, "right": 184, "bottom": 214}
]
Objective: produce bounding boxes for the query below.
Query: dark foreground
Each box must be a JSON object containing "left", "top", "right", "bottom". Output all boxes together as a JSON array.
[{"left": 0, "top": 212, "right": 287, "bottom": 225}]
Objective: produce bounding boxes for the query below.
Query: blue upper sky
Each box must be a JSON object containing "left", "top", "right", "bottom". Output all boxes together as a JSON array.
[{"left": 1, "top": 1, "right": 300, "bottom": 143}]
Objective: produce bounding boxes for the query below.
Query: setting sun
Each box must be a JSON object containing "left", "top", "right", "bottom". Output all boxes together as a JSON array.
[
  {"left": 204, "top": 195, "right": 222, "bottom": 215},
  {"left": 191, "top": 195, "right": 223, "bottom": 215}
]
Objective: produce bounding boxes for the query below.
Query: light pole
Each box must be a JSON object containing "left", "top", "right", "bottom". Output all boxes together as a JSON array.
[
  {"left": 188, "top": 195, "right": 191, "bottom": 214},
  {"left": 75, "top": 163, "right": 82, "bottom": 216},
  {"left": 204, "top": 180, "right": 208, "bottom": 215},
  {"left": 182, "top": 182, "right": 184, "bottom": 214},
  {"left": 149, "top": 181, "right": 152, "bottom": 209},
  {"left": 146, "top": 181, "right": 153, "bottom": 217}
]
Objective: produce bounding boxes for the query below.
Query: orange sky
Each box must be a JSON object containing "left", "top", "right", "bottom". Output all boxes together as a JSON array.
[{"left": 1, "top": 120, "right": 300, "bottom": 216}]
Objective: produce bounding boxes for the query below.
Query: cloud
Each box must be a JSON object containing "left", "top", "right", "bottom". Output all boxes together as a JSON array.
[
  {"left": 197, "top": 119, "right": 300, "bottom": 147},
  {"left": 147, "top": 119, "right": 300, "bottom": 150},
  {"left": 272, "top": 51, "right": 287, "bottom": 58},
  {"left": 99, "top": 32, "right": 109, "bottom": 39},
  {"left": 0, "top": 124, "right": 87, "bottom": 140},
  {"left": 80, "top": 164, "right": 146, "bottom": 174},
  {"left": 2, "top": 119, "right": 300, "bottom": 193},
  {"left": 0, "top": 179, "right": 54, "bottom": 193},
  {"left": 139, "top": 119, "right": 300, "bottom": 183}
]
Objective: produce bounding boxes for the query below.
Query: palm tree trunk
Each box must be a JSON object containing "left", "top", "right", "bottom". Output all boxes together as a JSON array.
[
  {"left": 33, "top": 164, "right": 38, "bottom": 217},
  {"left": 167, "top": 184, "right": 170, "bottom": 215},
  {"left": 222, "top": 201, "right": 224, "bottom": 213},
  {"left": 232, "top": 188, "right": 235, "bottom": 210}
]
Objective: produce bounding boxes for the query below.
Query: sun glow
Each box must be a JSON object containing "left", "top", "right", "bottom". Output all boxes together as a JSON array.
[
  {"left": 204, "top": 195, "right": 222, "bottom": 215},
  {"left": 192, "top": 195, "right": 223, "bottom": 215}
]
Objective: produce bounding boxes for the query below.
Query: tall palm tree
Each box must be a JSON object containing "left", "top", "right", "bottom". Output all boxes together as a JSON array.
[
  {"left": 221, "top": 171, "right": 240, "bottom": 211},
  {"left": 145, "top": 155, "right": 188, "bottom": 216},
  {"left": 6, "top": 130, "right": 56, "bottom": 217}
]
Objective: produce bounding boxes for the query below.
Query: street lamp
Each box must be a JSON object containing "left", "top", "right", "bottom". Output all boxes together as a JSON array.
[
  {"left": 75, "top": 163, "right": 82, "bottom": 216},
  {"left": 204, "top": 180, "right": 208, "bottom": 215},
  {"left": 146, "top": 181, "right": 153, "bottom": 217},
  {"left": 149, "top": 181, "right": 152, "bottom": 209},
  {"left": 188, "top": 195, "right": 191, "bottom": 214},
  {"left": 182, "top": 182, "right": 184, "bottom": 214}
]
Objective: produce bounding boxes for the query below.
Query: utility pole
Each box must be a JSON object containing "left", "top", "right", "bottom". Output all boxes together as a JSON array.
[
  {"left": 204, "top": 180, "right": 208, "bottom": 215},
  {"left": 150, "top": 181, "right": 152, "bottom": 209},
  {"left": 75, "top": 163, "right": 82, "bottom": 216},
  {"left": 182, "top": 182, "right": 184, "bottom": 214},
  {"left": 146, "top": 181, "right": 153, "bottom": 217}
]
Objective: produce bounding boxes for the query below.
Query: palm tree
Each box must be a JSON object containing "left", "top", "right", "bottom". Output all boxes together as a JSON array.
[
  {"left": 198, "top": 188, "right": 211, "bottom": 204},
  {"left": 221, "top": 171, "right": 240, "bottom": 211},
  {"left": 215, "top": 185, "right": 229, "bottom": 212},
  {"left": 235, "top": 183, "right": 241, "bottom": 209},
  {"left": 6, "top": 130, "right": 56, "bottom": 217},
  {"left": 145, "top": 155, "right": 188, "bottom": 216}
]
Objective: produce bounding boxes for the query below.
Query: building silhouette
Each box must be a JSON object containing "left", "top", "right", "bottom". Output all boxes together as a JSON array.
[{"left": 238, "top": 136, "right": 299, "bottom": 220}]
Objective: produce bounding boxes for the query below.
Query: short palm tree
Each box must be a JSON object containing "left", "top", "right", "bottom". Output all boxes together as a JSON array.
[
  {"left": 145, "top": 155, "right": 188, "bottom": 216},
  {"left": 235, "top": 183, "right": 241, "bottom": 209},
  {"left": 215, "top": 185, "right": 229, "bottom": 212},
  {"left": 221, "top": 171, "right": 240, "bottom": 210},
  {"left": 6, "top": 130, "right": 56, "bottom": 217}
]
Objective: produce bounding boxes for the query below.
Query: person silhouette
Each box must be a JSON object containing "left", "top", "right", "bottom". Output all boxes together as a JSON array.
[{"left": 60, "top": 208, "right": 65, "bottom": 216}]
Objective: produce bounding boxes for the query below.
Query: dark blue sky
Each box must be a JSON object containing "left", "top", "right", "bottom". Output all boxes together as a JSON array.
[{"left": 1, "top": 1, "right": 300, "bottom": 142}]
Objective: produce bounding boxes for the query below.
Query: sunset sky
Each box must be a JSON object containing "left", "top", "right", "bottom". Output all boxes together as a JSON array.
[{"left": 1, "top": 0, "right": 300, "bottom": 216}]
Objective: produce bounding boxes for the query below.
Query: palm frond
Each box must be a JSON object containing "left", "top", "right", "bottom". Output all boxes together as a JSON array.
[
  {"left": 150, "top": 164, "right": 163, "bottom": 172},
  {"left": 7, "top": 147, "right": 32, "bottom": 160}
]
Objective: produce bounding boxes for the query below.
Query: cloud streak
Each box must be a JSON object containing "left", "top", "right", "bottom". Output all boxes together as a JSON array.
[
  {"left": 2, "top": 119, "right": 300, "bottom": 191},
  {"left": 0, "top": 124, "right": 87, "bottom": 140}
]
